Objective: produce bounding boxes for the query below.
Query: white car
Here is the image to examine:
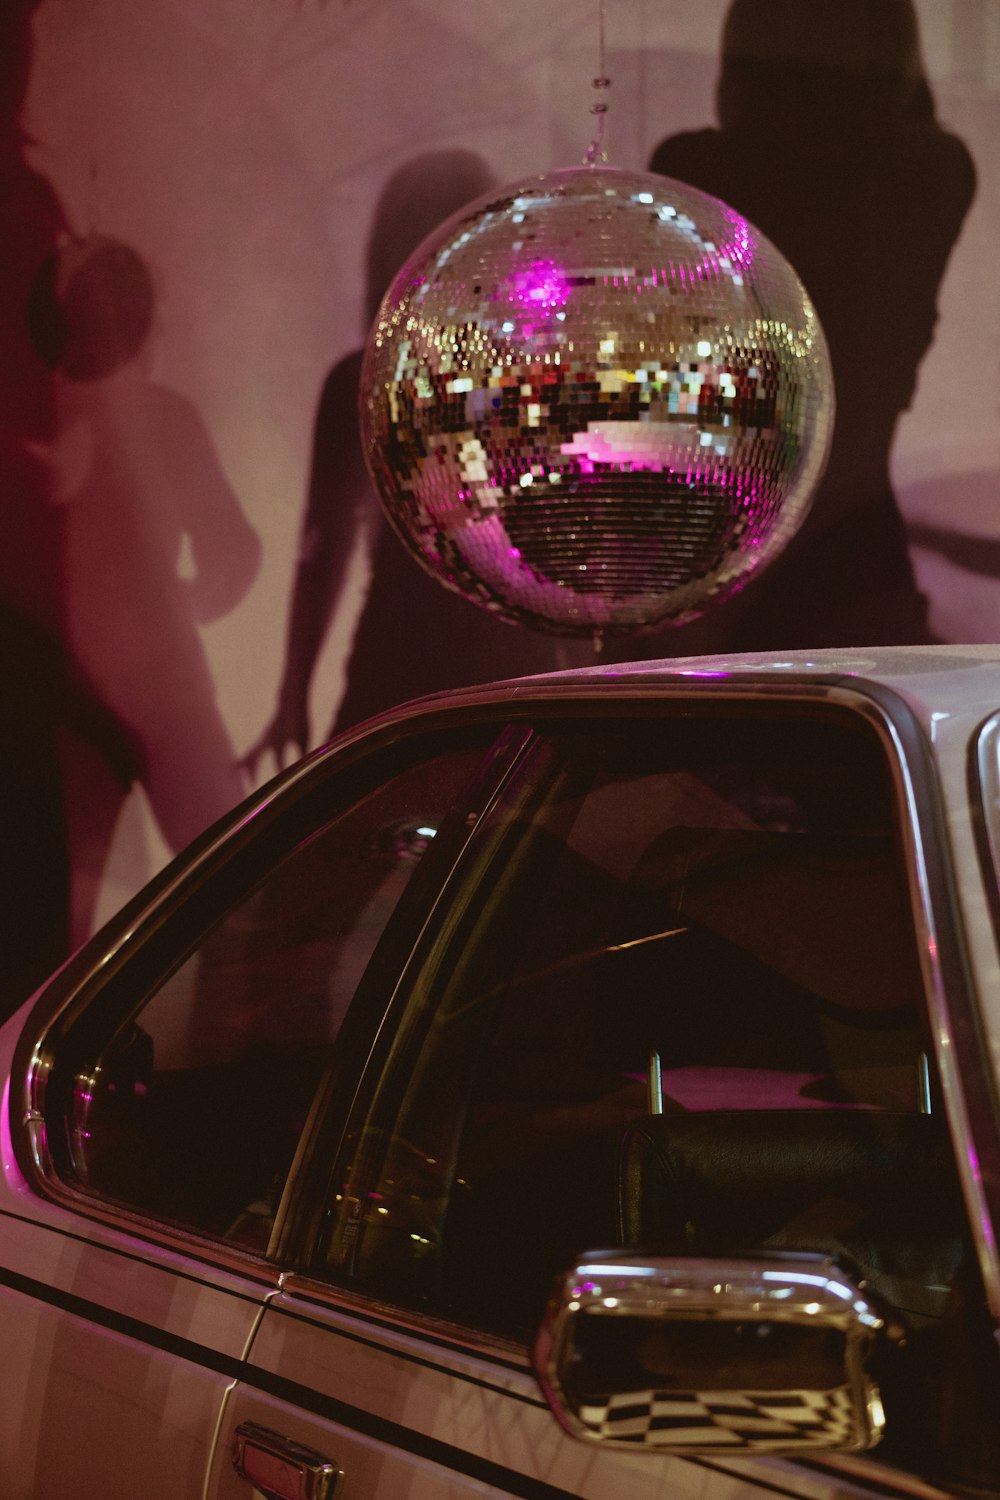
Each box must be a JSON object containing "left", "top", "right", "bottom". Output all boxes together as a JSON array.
[{"left": 2, "top": 646, "right": 999, "bottom": 1500}]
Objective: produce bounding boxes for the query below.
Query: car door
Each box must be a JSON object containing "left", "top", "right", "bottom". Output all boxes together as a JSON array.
[
  {"left": 0, "top": 1203, "right": 259, "bottom": 1500},
  {"left": 212, "top": 693, "right": 1000, "bottom": 1500},
  {"left": 5, "top": 714, "right": 512, "bottom": 1499}
]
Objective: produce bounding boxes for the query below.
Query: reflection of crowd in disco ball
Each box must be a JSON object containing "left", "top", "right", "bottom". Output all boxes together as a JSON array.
[{"left": 362, "top": 165, "right": 833, "bottom": 637}]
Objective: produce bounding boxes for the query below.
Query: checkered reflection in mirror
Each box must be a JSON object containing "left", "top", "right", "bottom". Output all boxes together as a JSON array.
[{"left": 578, "top": 1386, "right": 856, "bottom": 1447}]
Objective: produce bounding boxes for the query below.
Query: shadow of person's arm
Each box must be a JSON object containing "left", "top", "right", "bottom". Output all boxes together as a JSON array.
[
  {"left": 163, "top": 388, "right": 263, "bottom": 624},
  {"left": 907, "top": 519, "right": 1000, "bottom": 578},
  {"left": 243, "top": 350, "right": 376, "bottom": 777}
]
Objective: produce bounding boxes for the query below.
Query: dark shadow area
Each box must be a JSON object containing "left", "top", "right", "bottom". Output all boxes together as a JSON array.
[
  {"left": 246, "top": 150, "right": 593, "bottom": 775},
  {"left": 635, "top": 0, "right": 976, "bottom": 655},
  {"left": 0, "top": 2, "right": 90, "bottom": 1010},
  {"left": 908, "top": 513, "right": 1000, "bottom": 577}
]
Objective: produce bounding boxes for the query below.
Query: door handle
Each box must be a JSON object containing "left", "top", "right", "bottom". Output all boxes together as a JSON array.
[{"left": 232, "top": 1420, "right": 340, "bottom": 1500}]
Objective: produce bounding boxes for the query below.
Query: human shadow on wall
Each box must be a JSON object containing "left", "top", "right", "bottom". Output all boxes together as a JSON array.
[
  {"left": 636, "top": 0, "right": 976, "bottom": 656},
  {"left": 0, "top": 0, "right": 125, "bottom": 1009},
  {"left": 28, "top": 236, "right": 261, "bottom": 941},
  {"left": 246, "top": 150, "right": 592, "bottom": 775}
]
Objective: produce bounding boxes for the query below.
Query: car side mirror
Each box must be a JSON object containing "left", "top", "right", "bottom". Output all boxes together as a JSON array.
[{"left": 533, "top": 1252, "right": 891, "bottom": 1454}]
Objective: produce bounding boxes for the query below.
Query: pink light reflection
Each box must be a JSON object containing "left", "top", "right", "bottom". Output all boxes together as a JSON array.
[
  {"left": 512, "top": 258, "right": 570, "bottom": 312},
  {"left": 720, "top": 205, "right": 754, "bottom": 273},
  {"left": 665, "top": 204, "right": 754, "bottom": 288},
  {"left": 1, "top": 1074, "right": 33, "bottom": 1191}
]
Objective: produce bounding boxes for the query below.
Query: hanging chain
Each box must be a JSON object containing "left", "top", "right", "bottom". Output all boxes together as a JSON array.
[{"left": 584, "top": 0, "right": 610, "bottom": 164}]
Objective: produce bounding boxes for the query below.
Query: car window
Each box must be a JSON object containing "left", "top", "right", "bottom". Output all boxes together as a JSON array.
[
  {"left": 321, "top": 708, "right": 999, "bottom": 1494},
  {"left": 42, "top": 738, "right": 495, "bottom": 1254}
]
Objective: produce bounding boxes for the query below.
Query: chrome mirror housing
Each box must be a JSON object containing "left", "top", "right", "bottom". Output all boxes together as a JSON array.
[{"left": 533, "top": 1252, "right": 890, "bottom": 1454}]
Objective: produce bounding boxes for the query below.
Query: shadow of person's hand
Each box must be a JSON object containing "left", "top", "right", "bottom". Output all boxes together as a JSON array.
[{"left": 241, "top": 690, "right": 310, "bottom": 784}]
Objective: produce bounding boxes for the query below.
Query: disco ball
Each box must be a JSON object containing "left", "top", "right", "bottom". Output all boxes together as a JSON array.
[{"left": 360, "top": 165, "right": 833, "bottom": 637}]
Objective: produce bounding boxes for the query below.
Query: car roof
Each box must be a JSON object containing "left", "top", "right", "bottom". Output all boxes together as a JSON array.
[
  {"left": 380, "top": 645, "right": 1000, "bottom": 742},
  {"left": 550, "top": 642, "right": 1000, "bottom": 687}
]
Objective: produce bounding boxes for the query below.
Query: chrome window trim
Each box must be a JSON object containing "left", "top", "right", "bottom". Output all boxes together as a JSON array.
[
  {"left": 317, "top": 677, "right": 1000, "bottom": 1330},
  {"left": 264, "top": 721, "right": 538, "bottom": 1266},
  {"left": 277, "top": 1267, "right": 528, "bottom": 1366},
  {"left": 0, "top": 1179, "right": 286, "bottom": 1291},
  {"left": 18, "top": 739, "right": 362, "bottom": 1140},
  {"left": 17, "top": 703, "right": 506, "bottom": 1135},
  {"left": 12, "top": 712, "right": 529, "bottom": 1287},
  {"left": 9, "top": 672, "right": 999, "bottom": 1409},
  {"left": 843, "top": 685, "right": 1000, "bottom": 1328},
  {"left": 967, "top": 710, "right": 1000, "bottom": 1090}
]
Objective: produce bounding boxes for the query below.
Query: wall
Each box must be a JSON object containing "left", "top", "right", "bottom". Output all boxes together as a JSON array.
[{"left": 8, "top": 0, "right": 1000, "bottom": 940}]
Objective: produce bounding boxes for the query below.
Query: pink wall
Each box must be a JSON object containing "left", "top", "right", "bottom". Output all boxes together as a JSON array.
[{"left": 6, "top": 0, "right": 1000, "bottom": 940}]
